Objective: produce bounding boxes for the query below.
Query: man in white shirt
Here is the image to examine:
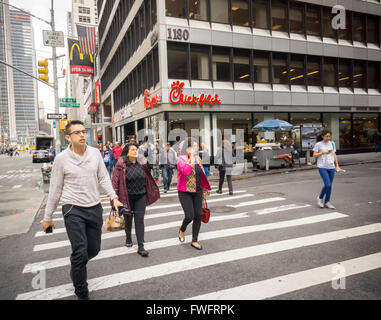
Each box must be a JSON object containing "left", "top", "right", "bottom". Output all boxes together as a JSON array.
[{"left": 42, "top": 120, "right": 122, "bottom": 300}]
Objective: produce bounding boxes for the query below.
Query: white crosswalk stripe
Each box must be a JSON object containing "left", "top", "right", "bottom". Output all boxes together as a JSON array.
[
  {"left": 187, "top": 252, "right": 381, "bottom": 300},
  {"left": 15, "top": 186, "right": 381, "bottom": 300}
]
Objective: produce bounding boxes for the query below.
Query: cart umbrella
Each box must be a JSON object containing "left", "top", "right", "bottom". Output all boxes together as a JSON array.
[{"left": 253, "top": 119, "right": 293, "bottom": 131}]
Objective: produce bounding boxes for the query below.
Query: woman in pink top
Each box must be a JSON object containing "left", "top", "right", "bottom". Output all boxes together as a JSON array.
[{"left": 177, "top": 137, "right": 211, "bottom": 250}]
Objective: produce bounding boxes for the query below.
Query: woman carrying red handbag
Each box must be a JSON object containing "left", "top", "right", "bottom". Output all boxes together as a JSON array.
[{"left": 177, "top": 138, "right": 211, "bottom": 250}]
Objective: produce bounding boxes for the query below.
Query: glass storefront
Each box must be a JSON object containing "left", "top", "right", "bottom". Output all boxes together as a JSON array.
[
  {"left": 353, "top": 113, "right": 379, "bottom": 149},
  {"left": 117, "top": 112, "right": 379, "bottom": 153}
]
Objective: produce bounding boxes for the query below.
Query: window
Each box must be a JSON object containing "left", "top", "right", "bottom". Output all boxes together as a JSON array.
[
  {"left": 368, "top": 61, "right": 380, "bottom": 90},
  {"left": 234, "top": 48, "right": 250, "bottom": 82},
  {"left": 78, "top": 6, "right": 91, "bottom": 14},
  {"left": 78, "top": 15, "right": 91, "bottom": 23},
  {"left": 166, "top": 0, "right": 186, "bottom": 18},
  {"left": 272, "top": 52, "right": 288, "bottom": 85},
  {"left": 232, "top": 0, "right": 250, "bottom": 27},
  {"left": 252, "top": 0, "right": 268, "bottom": 29},
  {"left": 290, "top": 55, "right": 305, "bottom": 86},
  {"left": 167, "top": 42, "right": 188, "bottom": 79},
  {"left": 353, "top": 13, "right": 365, "bottom": 43},
  {"left": 322, "top": 7, "right": 335, "bottom": 39},
  {"left": 353, "top": 114, "right": 379, "bottom": 148},
  {"left": 338, "top": 12, "right": 352, "bottom": 42},
  {"left": 151, "top": 0, "right": 157, "bottom": 28},
  {"left": 189, "top": 0, "right": 208, "bottom": 21},
  {"left": 290, "top": 2, "right": 304, "bottom": 34},
  {"left": 307, "top": 56, "right": 321, "bottom": 86},
  {"left": 338, "top": 59, "right": 352, "bottom": 88},
  {"left": 211, "top": 0, "right": 229, "bottom": 24},
  {"left": 323, "top": 57, "right": 337, "bottom": 87},
  {"left": 153, "top": 46, "right": 159, "bottom": 86},
  {"left": 212, "top": 46, "right": 231, "bottom": 81},
  {"left": 272, "top": 0, "right": 287, "bottom": 32},
  {"left": 254, "top": 51, "right": 269, "bottom": 83},
  {"left": 353, "top": 60, "right": 366, "bottom": 89},
  {"left": 147, "top": 53, "right": 153, "bottom": 89},
  {"left": 139, "top": 9, "right": 145, "bottom": 43},
  {"left": 306, "top": 5, "right": 321, "bottom": 37},
  {"left": 190, "top": 44, "right": 210, "bottom": 80},
  {"left": 142, "top": 58, "right": 148, "bottom": 90},
  {"left": 367, "top": 15, "right": 380, "bottom": 45}
]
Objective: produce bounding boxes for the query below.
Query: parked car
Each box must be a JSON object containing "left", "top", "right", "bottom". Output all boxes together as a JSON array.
[{"left": 32, "top": 150, "right": 50, "bottom": 163}]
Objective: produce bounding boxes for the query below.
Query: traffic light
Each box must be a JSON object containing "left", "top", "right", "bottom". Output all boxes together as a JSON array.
[{"left": 38, "top": 59, "right": 49, "bottom": 83}]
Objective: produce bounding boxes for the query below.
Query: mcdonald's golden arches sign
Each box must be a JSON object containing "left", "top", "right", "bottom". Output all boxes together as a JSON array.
[{"left": 68, "top": 38, "right": 94, "bottom": 75}]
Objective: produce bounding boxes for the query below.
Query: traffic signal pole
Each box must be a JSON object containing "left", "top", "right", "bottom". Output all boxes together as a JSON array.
[{"left": 51, "top": 0, "right": 61, "bottom": 153}]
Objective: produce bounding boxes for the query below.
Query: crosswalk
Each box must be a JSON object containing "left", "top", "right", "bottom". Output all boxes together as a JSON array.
[{"left": 15, "top": 184, "right": 381, "bottom": 300}]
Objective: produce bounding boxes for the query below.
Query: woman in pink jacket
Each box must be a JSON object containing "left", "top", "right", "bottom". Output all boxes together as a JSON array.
[{"left": 177, "top": 137, "right": 211, "bottom": 250}]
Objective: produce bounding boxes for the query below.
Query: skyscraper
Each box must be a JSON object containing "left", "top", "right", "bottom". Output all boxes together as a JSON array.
[{"left": 0, "top": 0, "right": 38, "bottom": 144}]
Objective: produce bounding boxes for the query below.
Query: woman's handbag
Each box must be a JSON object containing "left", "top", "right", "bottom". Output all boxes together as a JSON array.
[
  {"left": 201, "top": 199, "right": 210, "bottom": 223},
  {"left": 104, "top": 207, "right": 125, "bottom": 231}
]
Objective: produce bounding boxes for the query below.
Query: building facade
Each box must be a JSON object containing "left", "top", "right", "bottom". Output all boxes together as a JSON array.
[
  {"left": 98, "top": 0, "right": 381, "bottom": 154},
  {"left": 66, "top": 0, "right": 99, "bottom": 123}
]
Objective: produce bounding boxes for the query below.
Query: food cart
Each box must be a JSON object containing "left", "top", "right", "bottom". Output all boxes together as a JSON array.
[{"left": 252, "top": 120, "right": 294, "bottom": 170}]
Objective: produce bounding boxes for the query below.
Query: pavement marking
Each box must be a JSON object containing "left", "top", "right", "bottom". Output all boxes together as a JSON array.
[
  {"left": 12, "top": 185, "right": 22, "bottom": 189},
  {"left": 19, "top": 223, "right": 381, "bottom": 300},
  {"left": 160, "top": 189, "right": 246, "bottom": 198},
  {"left": 187, "top": 252, "right": 381, "bottom": 300},
  {"left": 24, "top": 212, "right": 347, "bottom": 273},
  {"left": 254, "top": 204, "right": 311, "bottom": 215},
  {"left": 53, "top": 208, "right": 188, "bottom": 222},
  {"left": 229, "top": 197, "right": 285, "bottom": 208},
  {"left": 146, "top": 194, "right": 254, "bottom": 211},
  {"left": 33, "top": 212, "right": 249, "bottom": 243}
]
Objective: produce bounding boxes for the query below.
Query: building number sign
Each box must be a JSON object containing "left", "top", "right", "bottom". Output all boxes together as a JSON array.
[{"left": 167, "top": 28, "right": 189, "bottom": 41}]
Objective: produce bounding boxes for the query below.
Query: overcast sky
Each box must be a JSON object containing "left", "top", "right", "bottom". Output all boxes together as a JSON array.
[{"left": 10, "top": 0, "right": 72, "bottom": 115}]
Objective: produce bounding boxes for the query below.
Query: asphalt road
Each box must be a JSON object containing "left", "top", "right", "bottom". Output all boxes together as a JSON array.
[
  {"left": 0, "top": 161, "right": 380, "bottom": 300},
  {"left": 0, "top": 152, "right": 46, "bottom": 238}
]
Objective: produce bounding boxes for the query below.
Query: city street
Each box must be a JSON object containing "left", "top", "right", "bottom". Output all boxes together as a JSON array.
[
  {"left": 0, "top": 160, "right": 380, "bottom": 300},
  {"left": 0, "top": 151, "right": 46, "bottom": 238}
]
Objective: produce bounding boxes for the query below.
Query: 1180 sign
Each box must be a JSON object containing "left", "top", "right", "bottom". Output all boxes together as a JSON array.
[{"left": 167, "top": 28, "right": 189, "bottom": 41}]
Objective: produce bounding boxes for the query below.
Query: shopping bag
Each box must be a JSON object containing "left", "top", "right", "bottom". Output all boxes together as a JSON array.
[
  {"left": 201, "top": 199, "right": 210, "bottom": 223},
  {"left": 104, "top": 208, "right": 125, "bottom": 231}
]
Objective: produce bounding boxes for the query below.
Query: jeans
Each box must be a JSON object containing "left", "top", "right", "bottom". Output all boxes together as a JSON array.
[
  {"left": 162, "top": 165, "right": 174, "bottom": 190},
  {"left": 204, "top": 167, "right": 209, "bottom": 178},
  {"left": 218, "top": 167, "right": 233, "bottom": 192},
  {"left": 318, "top": 168, "right": 335, "bottom": 203},
  {"left": 63, "top": 203, "right": 103, "bottom": 298},
  {"left": 152, "top": 165, "right": 160, "bottom": 180},
  {"left": 124, "top": 193, "right": 146, "bottom": 249},
  {"left": 178, "top": 191, "right": 203, "bottom": 242}
]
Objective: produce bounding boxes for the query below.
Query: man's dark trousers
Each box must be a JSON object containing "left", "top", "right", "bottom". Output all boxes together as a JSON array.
[{"left": 63, "top": 203, "right": 103, "bottom": 298}]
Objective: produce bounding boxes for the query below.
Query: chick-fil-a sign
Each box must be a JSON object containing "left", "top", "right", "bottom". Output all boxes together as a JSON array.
[
  {"left": 144, "top": 89, "right": 161, "bottom": 110},
  {"left": 169, "top": 81, "right": 221, "bottom": 106}
]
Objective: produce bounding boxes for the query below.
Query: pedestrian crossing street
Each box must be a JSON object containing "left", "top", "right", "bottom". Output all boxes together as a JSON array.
[{"left": 16, "top": 184, "right": 381, "bottom": 300}]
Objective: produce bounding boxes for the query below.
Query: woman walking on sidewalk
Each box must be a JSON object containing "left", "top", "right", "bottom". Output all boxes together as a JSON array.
[
  {"left": 313, "top": 129, "right": 342, "bottom": 209},
  {"left": 177, "top": 138, "right": 211, "bottom": 250},
  {"left": 112, "top": 143, "right": 160, "bottom": 257}
]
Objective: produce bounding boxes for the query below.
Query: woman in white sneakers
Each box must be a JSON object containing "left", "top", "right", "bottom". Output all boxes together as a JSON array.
[{"left": 313, "top": 129, "right": 343, "bottom": 209}]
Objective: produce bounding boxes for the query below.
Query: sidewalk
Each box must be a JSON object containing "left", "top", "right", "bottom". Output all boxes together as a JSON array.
[{"left": 160, "top": 152, "right": 381, "bottom": 188}]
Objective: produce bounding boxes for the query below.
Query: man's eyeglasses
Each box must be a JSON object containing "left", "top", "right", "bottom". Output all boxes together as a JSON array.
[{"left": 69, "top": 130, "right": 87, "bottom": 136}]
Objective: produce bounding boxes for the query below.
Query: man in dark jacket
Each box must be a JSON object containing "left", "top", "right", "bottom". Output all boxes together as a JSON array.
[
  {"left": 215, "top": 140, "right": 235, "bottom": 195},
  {"left": 159, "top": 143, "right": 177, "bottom": 193}
]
